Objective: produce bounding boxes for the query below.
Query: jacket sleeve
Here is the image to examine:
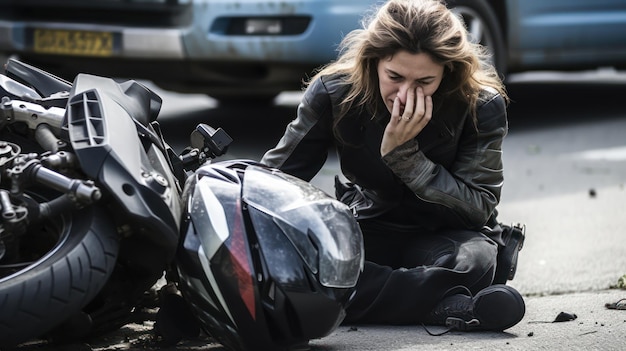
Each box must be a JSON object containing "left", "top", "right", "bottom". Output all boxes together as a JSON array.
[
  {"left": 382, "top": 91, "right": 508, "bottom": 229},
  {"left": 260, "top": 78, "right": 335, "bottom": 182}
]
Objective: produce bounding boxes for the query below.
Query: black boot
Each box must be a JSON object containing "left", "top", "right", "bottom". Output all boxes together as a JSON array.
[{"left": 427, "top": 284, "right": 525, "bottom": 332}]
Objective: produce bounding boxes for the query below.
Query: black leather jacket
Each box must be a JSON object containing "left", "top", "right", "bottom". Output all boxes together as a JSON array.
[{"left": 261, "top": 74, "right": 508, "bottom": 232}]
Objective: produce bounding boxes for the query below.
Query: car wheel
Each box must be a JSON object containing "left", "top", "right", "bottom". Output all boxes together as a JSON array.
[{"left": 447, "top": 0, "right": 506, "bottom": 76}]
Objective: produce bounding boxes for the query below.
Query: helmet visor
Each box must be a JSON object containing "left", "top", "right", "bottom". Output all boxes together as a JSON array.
[{"left": 242, "top": 166, "right": 364, "bottom": 288}]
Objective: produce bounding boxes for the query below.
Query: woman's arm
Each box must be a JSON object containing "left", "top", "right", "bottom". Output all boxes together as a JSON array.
[
  {"left": 382, "top": 90, "right": 508, "bottom": 229},
  {"left": 260, "top": 78, "right": 336, "bottom": 182}
]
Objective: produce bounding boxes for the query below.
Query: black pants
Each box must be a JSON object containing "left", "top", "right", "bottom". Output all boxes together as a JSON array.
[{"left": 344, "top": 219, "right": 498, "bottom": 325}]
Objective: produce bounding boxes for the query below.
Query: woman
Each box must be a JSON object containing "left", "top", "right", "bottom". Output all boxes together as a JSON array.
[{"left": 261, "top": 0, "right": 525, "bottom": 331}]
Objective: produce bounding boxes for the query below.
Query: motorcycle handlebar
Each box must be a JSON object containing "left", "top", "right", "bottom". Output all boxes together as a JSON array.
[{"left": 0, "top": 96, "right": 66, "bottom": 131}]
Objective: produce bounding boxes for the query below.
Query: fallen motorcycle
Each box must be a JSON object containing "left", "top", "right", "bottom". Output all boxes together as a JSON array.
[
  {"left": 0, "top": 58, "right": 365, "bottom": 351},
  {"left": 0, "top": 58, "right": 184, "bottom": 346}
]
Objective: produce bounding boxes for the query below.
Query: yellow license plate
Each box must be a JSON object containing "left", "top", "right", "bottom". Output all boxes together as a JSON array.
[{"left": 33, "top": 29, "right": 113, "bottom": 57}]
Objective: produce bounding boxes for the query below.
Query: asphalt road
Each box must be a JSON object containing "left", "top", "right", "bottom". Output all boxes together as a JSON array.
[{"left": 9, "top": 69, "right": 626, "bottom": 350}]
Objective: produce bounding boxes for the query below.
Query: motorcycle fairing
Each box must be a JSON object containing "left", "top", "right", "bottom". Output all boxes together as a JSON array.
[{"left": 66, "top": 73, "right": 181, "bottom": 252}]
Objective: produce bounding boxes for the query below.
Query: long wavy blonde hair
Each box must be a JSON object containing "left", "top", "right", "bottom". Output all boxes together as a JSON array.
[{"left": 307, "top": 0, "right": 508, "bottom": 121}]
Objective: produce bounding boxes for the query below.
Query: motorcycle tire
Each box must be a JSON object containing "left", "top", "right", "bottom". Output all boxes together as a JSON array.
[{"left": 0, "top": 203, "right": 119, "bottom": 347}]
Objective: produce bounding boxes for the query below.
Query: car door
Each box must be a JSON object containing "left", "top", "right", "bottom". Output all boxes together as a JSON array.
[{"left": 506, "top": 0, "right": 626, "bottom": 70}]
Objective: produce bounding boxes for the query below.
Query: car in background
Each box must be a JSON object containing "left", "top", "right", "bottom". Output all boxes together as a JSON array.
[
  {"left": 0, "top": 0, "right": 625, "bottom": 104},
  {"left": 0, "top": 0, "right": 380, "bottom": 103},
  {"left": 451, "top": 0, "right": 626, "bottom": 78}
]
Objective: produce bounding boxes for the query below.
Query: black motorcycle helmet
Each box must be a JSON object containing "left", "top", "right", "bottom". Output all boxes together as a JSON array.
[{"left": 173, "top": 160, "right": 364, "bottom": 351}]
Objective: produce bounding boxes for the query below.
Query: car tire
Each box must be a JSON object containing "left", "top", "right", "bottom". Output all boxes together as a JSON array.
[{"left": 447, "top": 0, "right": 507, "bottom": 77}]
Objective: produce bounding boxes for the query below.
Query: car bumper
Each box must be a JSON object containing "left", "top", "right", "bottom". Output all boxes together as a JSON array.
[{"left": 0, "top": 0, "right": 374, "bottom": 64}]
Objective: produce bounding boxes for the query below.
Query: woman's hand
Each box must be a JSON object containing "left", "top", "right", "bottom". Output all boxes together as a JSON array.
[{"left": 380, "top": 86, "right": 433, "bottom": 156}]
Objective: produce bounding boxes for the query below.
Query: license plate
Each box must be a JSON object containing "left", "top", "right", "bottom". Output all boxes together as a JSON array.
[{"left": 33, "top": 29, "right": 114, "bottom": 57}]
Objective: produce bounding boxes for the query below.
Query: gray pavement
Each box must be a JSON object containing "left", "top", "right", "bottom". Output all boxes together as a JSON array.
[{"left": 16, "top": 288, "right": 624, "bottom": 351}]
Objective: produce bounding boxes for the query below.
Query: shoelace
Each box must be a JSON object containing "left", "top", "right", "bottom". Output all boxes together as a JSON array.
[
  {"left": 605, "top": 298, "right": 626, "bottom": 310},
  {"left": 420, "top": 285, "right": 478, "bottom": 336},
  {"left": 421, "top": 317, "right": 481, "bottom": 336}
]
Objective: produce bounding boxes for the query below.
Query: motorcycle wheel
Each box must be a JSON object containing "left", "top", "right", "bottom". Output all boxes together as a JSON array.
[{"left": 0, "top": 202, "right": 119, "bottom": 347}]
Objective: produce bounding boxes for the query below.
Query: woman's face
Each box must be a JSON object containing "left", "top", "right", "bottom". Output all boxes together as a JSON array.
[{"left": 377, "top": 50, "right": 445, "bottom": 114}]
